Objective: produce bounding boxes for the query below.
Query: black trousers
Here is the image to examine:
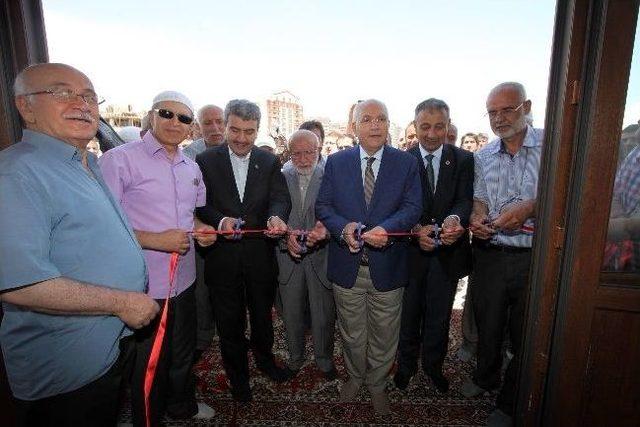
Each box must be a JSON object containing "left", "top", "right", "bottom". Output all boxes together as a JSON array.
[
  {"left": 14, "top": 335, "right": 135, "bottom": 427},
  {"left": 397, "top": 255, "right": 458, "bottom": 375},
  {"left": 471, "top": 245, "right": 531, "bottom": 415},
  {"left": 131, "top": 284, "right": 198, "bottom": 427},
  {"left": 209, "top": 267, "right": 277, "bottom": 391}
]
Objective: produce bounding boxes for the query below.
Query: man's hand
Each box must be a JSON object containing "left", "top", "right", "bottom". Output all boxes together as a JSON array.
[
  {"left": 417, "top": 225, "right": 437, "bottom": 251},
  {"left": 307, "top": 221, "right": 328, "bottom": 248},
  {"left": 343, "top": 222, "right": 362, "bottom": 253},
  {"left": 192, "top": 224, "right": 217, "bottom": 247},
  {"left": 469, "top": 213, "right": 495, "bottom": 240},
  {"left": 286, "top": 234, "right": 303, "bottom": 259},
  {"left": 266, "top": 216, "right": 288, "bottom": 238},
  {"left": 116, "top": 292, "right": 160, "bottom": 329},
  {"left": 220, "top": 217, "right": 241, "bottom": 240},
  {"left": 156, "top": 229, "right": 190, "bottom": 254},
  {"left": 362, "top": 226, "right": 388, "bottom": 248},
  {"left": 492, "top": 200, "right": 534, "bottom": 232},
  {"left": 440, "top": 216, "right": 465, "bottom": 245}
]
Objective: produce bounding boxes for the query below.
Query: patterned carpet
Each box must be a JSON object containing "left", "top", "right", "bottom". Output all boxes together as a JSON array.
[{"left": 119, "top": 285, "right": 496, "bottom": 426}]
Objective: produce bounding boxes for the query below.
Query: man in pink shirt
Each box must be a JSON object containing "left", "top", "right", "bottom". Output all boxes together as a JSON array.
[{"left": 100, "top": 91, "right": 216, "bottom": 425}]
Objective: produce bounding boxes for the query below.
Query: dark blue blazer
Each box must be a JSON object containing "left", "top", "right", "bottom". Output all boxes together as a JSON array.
[{"left": 315, "top": 145, "right": 422, "bottom": 291}]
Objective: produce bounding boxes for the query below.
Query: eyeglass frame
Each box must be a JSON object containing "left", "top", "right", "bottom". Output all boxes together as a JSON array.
[
  {"left": 22, "top": 88, "right": 104, "bottom": 105},
  {"left": 485, "top": 101, "right": 526, "bottom": 119}
]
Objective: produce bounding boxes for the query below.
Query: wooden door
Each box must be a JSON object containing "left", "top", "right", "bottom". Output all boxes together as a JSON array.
[{"left": 517, "top": 0, "right": 640, "bottom": 425}]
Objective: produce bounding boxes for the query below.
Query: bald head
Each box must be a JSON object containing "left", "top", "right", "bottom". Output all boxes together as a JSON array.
[
  {"left": 289, "top": 130, "right": 319, "bottom": 174},
  {"left": 487, "top": 82, "right": 527, "bottom": 104},
  {"left": 353, "top": 99, "right": 388, "bottom": 124},
  {"left": 14, "top": 63, "right": 93, "bottom": 96},
  {"left": 447, "top": 123, "right": 458, "bottom": 145}
]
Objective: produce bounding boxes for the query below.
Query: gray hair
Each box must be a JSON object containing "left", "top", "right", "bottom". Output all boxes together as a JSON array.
[
  {"left": 489, "top": 82, "right": 527, "bottom": 102},
  {"left": 224, "top": 99, "right": 261, "bottom": 128},
  {"left": 414, "top": 98, "right": 450, "bottom": 119},
  {"left": 197, "top": 104, "right": 223, "bottom": 124},
  {"left": 353, "top": 99, "right": 388, "bottom": 123},
  {"left": 288, "top": 129, "right": 319, "bottom": 150}
]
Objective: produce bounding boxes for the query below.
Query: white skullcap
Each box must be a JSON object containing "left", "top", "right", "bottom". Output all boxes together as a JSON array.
[
  {"left": 117, "top": 126, "right": 143, "bottom": 143},
  {"left": 152, "top": 90, "right": 194, "bottom": 114}
]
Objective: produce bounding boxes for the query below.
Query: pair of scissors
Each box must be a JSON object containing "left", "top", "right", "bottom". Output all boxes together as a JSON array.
[{"left": 232, "top": 218, "right": 245, "bottom": 240}]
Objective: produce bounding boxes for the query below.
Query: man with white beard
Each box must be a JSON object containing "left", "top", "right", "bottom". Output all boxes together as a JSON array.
[{"left": 276, "top": 130, "right": 337, "bottom": 380}]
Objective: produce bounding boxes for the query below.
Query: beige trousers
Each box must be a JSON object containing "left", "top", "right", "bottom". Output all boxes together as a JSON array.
[{"left": 333, "top": 265, "right": 404, "bottom": 394}]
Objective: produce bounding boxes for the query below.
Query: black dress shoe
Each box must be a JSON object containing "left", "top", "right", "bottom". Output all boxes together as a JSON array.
[
  {"left": 427, "top": 370, "right": 449, "bottom": 393},
  {"left": 393, "top": 370, "right": 412, "bottom": 390},
  {"left": 258, "top": 364, "right": 295, "bottom": 383},
  {"left": 322, "top": 368, "right": 338, "bottom": 381},
  {"left": 231, "top": 383, "right": 253, "bottom": 402}
]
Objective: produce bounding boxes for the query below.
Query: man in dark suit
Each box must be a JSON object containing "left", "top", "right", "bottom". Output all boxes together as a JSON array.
[
  {"left": 195, "top": 99, "right": 292, "bottom": 402},
  {"left": 394, "top": 98, "right": 474, "bottom": 393},
  {"left": 316, "top": 99, "right": 422, "bottom": 415}
]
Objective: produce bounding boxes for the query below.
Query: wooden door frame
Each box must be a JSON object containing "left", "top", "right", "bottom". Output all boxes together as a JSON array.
[{"left": 517, "top": 0, "right": 640, "bottom": 424}]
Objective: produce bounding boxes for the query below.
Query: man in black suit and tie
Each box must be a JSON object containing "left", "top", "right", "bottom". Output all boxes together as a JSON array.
[
  {"left": 195, "top": 99, "right": 292, "bottom": 402},
  {"left": 394, "top": 98, "right": 474, "bottom": 393}
]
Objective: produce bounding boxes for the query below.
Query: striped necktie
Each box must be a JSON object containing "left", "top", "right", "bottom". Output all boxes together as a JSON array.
[
  {"left": 364, "top": 156, "right": 376, "bottom": 205},
  {"left": 425, "top": 154, "right": 435, "bottom": 194}
]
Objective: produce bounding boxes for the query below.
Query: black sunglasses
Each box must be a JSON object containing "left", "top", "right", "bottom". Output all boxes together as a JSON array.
[{"left": 153, "top": 108, "right": 193, "bottom": 125}]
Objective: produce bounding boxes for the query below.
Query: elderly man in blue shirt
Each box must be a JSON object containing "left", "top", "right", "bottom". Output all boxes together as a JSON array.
[
  {"left": 463, "top": 82, "right": 543, "bottom": 427},
  {"left": 0, "top": 63, "right": 159, "bottom": 426}
]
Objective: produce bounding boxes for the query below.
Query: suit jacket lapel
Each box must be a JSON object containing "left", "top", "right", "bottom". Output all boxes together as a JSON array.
[
  {"left": 286, "top": 169, "right": 303, "bottom": 221},
  {"left": 220, "top": 146, "right": 242, "bottom": 208},
  {"left": 433, "top": 144, "right": 455, "bottom": 217},
  {"left": 303, "top": 166, "right": 322, "bottom": 221},
  {"left": 243, "top": 148, "right": 260, "bottom": 206},
  {"left": 351, "top": 148, "right": 367, "bottom": 214},
  {"left": 367, "top": 145, "right": 391, "bottom": 214}
]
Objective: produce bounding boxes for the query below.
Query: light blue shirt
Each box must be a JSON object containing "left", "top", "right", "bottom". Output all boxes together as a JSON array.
[
  {"left": 183, "top": 138, "right": 207, "bottom": 160},
  {"left": 418, "top": 143, "right": 444, "bottom": 192},
  {"left": 474, "top": 125, "right": 543, "bottom": 247},
  {"left": 359, "top": 145, "right": 384, "bottom": 185},
  {"left": 0, "top": 130, "right": 147, "bottom": 400}
]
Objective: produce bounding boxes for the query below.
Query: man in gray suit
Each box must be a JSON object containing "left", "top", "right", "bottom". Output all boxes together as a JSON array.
[{"left": 277, "top": 130, "right": 337, "bottom": 380}]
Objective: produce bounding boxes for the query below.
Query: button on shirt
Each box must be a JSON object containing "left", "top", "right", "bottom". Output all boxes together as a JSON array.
[
  {"left": 0, "top": 130, "right": 146, "bottom": 400},
  {"left": 99, "top": 131, "right": 206, "bottom": 299},
  {"left": 359, "top": 145, "right": 383, "bottom": 184},
  {"left": 473, "top": 125, "right": 543, "bottom": 247},
  {"left": 418, "top": 143, "right": 443, "bottom": 191}
]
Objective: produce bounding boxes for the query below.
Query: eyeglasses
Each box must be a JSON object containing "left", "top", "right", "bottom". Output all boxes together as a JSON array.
[
  {"left": 23, "top": 88, "right": 104, "bottom": 105},
  {"left": 154, "top": 108, "right": 194, "bottom": 125},
  {"left": 359, "top": 116, "right": 388, "bottom": 125},
  {"left": 486, "top": 102, "right": 525, "bottom": 119},
  {"left": 290, "top": 150, "right": 317, "bottom": 159}
]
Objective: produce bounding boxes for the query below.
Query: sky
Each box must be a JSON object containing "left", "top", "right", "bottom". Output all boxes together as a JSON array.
[{"left": 42, "top": 0, "right": 639, "bottom": 138}]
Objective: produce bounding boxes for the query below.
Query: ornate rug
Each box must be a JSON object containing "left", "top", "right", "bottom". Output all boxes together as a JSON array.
[{"left": 119, "top": 290, "right": 496, "bottom": 426}]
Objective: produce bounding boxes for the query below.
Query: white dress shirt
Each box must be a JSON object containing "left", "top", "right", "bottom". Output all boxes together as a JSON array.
[
  {"left": 359, "top": 145, "right": 384, "bottom": 186},
  {"left": 229, "top": 147, "right": 251, "bottom": 202}
]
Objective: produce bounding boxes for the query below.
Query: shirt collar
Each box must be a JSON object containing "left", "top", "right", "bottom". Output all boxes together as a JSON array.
[
  {"left": 228, "top": 146, "right": 251, "bottom": 162},
  {"left": 143, "top": 130, "right": 186, "bottom": 164},
  {"left": 21, "top": 129, "right": 84, "bottom": 162},
  {"left": 359, "top": 145, "right": 384, "bottom": 162},
  {"left": 488, "top": 125, "right": 541, "bottom": 156},
  {"left": 418, "top": 143, "right": 443, "bottom": 160}
]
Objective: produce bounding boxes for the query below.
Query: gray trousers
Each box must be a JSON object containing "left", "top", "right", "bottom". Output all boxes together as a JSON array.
[
  {"left": 279, "top": 261, "right": 336, "bottom": 372},
  {"left": 195, "top": 250, "right": 215, "bottom": 351},
  {"left": 333, "top": 266, "right": 404, "bottom": 394}
]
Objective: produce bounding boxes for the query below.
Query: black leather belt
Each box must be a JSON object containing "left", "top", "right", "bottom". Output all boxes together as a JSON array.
[{"left": 486, "top": 244, "right": 532, "bottom": 254}]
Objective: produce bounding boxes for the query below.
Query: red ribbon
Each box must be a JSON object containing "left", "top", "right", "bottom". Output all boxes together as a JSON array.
[{"left": 143, "top": 252, "right": 179, "bottom": 427}]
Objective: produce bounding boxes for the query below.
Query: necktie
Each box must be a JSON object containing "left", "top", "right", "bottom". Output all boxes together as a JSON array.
[
  {"left": 364, "top": 156, "right": 376, "bottom": 205},
  {"left": 425, "top": 154, "right": 435, "bottom": 194}
]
